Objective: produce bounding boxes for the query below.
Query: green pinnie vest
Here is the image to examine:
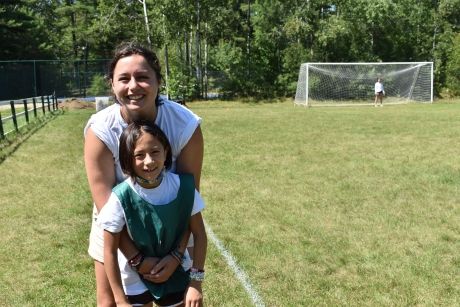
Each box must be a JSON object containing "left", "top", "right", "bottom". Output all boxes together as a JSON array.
[{"left": 113, "top": 173, "right": 195, "bottom": 299}]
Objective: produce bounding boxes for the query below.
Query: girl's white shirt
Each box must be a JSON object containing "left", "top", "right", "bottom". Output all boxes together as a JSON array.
[
  {"left": 375, "top": 81, "right": 384, "bottom": 93},
  {"left": 98, "top": 172, "right": 205, "bottom": 232}
]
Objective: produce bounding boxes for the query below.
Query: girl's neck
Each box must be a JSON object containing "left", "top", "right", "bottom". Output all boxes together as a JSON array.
[{"left": 133, "top": 170, "right": 165, "bottom": 189}]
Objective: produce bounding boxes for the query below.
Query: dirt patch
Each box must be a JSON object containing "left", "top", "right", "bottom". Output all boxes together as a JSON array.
[{"left": 59, "top": 98, "right": 95, "bottom": 110}]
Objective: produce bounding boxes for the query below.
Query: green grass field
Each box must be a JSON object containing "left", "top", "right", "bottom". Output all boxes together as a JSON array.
[{"left": 0, "top": 100, "right": 459, "bottom": 306}]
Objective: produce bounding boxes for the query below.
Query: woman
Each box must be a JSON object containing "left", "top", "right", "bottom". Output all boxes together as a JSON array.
[{"left": 84, "top": 42, "right": 203, "bottom": 306}]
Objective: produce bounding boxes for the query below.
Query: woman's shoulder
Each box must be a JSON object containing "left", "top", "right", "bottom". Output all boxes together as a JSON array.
[
  {"left": 85, "top": 103, "right": 123, "bottom": 135},
  {"left": 158, "top": 96, "right": 199, "bottom": 119},
  {"left": 90, "top": 103, "right": 120, "bottom": 121},
  {"left": 156, "top": 96, "right": 201, "bottom": 133}
]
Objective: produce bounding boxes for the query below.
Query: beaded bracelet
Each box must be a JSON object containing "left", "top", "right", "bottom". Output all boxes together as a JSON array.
[
  {"left": 170, "top": 249, "right": 184, "bottom": 264},
  {"left": 189, "top": 268, "right": 205, "bottom": 282},
  {"left": 170, "top": 251, "right": 181, "bottom": 264},
  {"left": 128, "top": 252, "right": 145, "bottom": 272}
]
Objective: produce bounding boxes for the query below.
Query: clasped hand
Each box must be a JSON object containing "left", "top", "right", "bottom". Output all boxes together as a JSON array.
[{"left": 138, "top": 255, "right": 179, "bottom": 283}]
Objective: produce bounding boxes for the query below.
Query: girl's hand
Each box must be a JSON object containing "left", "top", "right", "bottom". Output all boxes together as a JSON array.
[
  {"left": 116, "top": 303, "right": 133, "bottom": 307},
  {"left": 137, "top": 256, "right": 160, "bottom": 275},
  {"left": 142, "top": 255, "right": 179, "bottom": 283},
  {"left": 184, "top": 281, "right": 203, "bottom": 307}
]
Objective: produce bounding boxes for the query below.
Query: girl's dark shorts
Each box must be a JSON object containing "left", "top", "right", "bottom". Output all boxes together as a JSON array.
[{"left": 128, "top": 290, "right": 184, "bottom": 306}]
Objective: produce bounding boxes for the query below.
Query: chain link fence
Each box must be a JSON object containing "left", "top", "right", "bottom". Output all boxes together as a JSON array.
[{"left": 0, "top": 60, "right": 110, "bottom": 100}]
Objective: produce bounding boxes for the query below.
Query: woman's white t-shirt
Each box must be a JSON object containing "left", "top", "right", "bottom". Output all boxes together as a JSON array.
[{"left": 84, "top": 96, "right": 202, "bottom": 262}]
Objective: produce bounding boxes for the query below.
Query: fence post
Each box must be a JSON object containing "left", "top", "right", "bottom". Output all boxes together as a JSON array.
[
  {"left": 47, "top": 95, "right": 51, "bottom": 112},
  {"left": 41, "top": 96, "right": 45, "bottom": 115},
  {"left": 32, "top": 97, "right": 37, "bottom": 118},
  {"left": 10, "top": 101, "right": 18, "bottom": 132},
  {"left": 0, "top": 112, "right": 4, "bottom": 140},
  {"left": 23, "top": 99, "right": 29, "bottom": 124}
]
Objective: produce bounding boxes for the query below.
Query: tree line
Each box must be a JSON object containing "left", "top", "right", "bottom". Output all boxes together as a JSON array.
[{"left": 1, "top": 0, "right": 459, "bottom": 99}]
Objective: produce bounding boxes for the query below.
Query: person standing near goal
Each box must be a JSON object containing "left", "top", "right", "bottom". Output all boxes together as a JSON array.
[{"left": 374, "top": 78, "right": 385, "bottom": 107}]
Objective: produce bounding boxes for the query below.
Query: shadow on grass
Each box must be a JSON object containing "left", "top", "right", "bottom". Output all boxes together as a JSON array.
[
  {"left": 239, "top": 97, "right": 292, "bottom": 104},
  {"left": 0, "top": 111, "right": 63, "bottom": 164}
]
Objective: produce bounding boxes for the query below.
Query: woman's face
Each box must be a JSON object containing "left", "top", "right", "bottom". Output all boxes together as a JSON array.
[
  {"left": 111, "top": 54, "right": 160, "bottom": 120},
  {"left": 133, "top": 132, "right": 168, "bottom": 188}
]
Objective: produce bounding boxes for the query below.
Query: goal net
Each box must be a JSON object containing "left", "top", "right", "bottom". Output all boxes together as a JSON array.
[{"left": 294, "top": 62, "right": 433, "bottom": 107}]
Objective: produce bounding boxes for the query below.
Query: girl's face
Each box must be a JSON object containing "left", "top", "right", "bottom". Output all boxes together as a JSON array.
[
  {"left": 133, "top": 131, "right": 168, "bottom": 188},
  {"left": 111, "top": 54, "right": 160, "bottom": 120}
]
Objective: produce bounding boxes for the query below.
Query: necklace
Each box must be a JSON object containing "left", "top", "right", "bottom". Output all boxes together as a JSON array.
[{"left": 135, "top": 169, "right": 165, "bottom": 188}]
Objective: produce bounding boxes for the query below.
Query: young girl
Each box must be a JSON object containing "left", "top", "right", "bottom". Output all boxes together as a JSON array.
[{"left": 97, "top": 120, "right": 207, "bottom": 307}]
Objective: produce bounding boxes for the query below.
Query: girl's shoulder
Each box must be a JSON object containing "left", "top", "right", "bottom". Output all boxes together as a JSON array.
[{"left": 163, "top": 171, "right": 180, "bottom": 187}]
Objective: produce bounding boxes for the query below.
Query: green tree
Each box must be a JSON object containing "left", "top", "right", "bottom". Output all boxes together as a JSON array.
[
  {"left": 0, "top": 0, "right": 53, "bottom": 59},
  {"left": 444, "top": 33, "right": 460, "bottom": 96}
]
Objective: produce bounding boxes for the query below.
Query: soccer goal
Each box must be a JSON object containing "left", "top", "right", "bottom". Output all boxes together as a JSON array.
[{"left": 294, "top": 62, "right": 433, "bottom": 107}]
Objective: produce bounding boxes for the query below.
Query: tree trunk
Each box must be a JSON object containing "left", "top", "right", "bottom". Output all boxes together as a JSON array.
[
  {"left": 188, "top": 27, "right": 193, "bottom": 79},
  {"left": 246, "top": 0, "right": 251, "bottom": 81},
  {"left": 162, "top": 14, "right": 170, "bottom": 99},
  {"left": 204, "top": 22, "right": 209, "bottom": 100},
  {"left": 141, "top": 0, "right": 152, "bottom": 47},
  {"left": 195, "top": 0, "right": 202, "bottom": 98}
]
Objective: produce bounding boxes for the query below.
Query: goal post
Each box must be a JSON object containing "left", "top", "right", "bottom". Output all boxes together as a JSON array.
[{"left": 294, "top": 62, "right": 434, "bottom": 107}]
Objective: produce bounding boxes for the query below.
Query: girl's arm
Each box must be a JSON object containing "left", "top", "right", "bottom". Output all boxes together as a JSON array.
[
  {"left": 185, "top": 212, "right": 207, "bottom": 307},
  {"left": 103, "top": 230, "right": 131, "bottom": 306}
]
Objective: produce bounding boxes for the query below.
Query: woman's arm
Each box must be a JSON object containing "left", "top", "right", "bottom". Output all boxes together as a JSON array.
[
  {"left": 104, "top": 230, "right": 131, "bottom": 306},
  {"left": 84, "top": 128, "right": 116, "bottom": 212},
  {"left": 86, "top": 128, "right": 149, "bottom": 261},
  {"left": 176, "top": 125, "right": 204, "bottom": 264},
  {"left": 176, "top": 126, "right": 204, "bottom": 190},
  {"left": 189, "top": 212, "right": 207, "bottom": 271}
]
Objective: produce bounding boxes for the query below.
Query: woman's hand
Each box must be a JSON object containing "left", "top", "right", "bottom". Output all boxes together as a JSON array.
[
  {"left": 142, "top": 254, "right": 179, "bottom": 283},
  {"left": 184, "top": 281, "right": 203, "bottom": 307}
]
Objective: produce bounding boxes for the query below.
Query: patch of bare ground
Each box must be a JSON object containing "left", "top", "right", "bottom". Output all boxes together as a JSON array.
[{"left": 59, "top": 98, "right": 95, "bottom": 110}]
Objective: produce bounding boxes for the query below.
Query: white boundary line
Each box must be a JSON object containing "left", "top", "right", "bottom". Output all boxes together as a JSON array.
[{"left": 204, "top": 221, "right": 265, "bottom": 307}]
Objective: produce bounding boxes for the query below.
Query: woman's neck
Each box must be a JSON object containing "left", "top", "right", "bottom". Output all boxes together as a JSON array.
[{"left": 120, "top": 106, "right": 157, "bottom": 124}]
